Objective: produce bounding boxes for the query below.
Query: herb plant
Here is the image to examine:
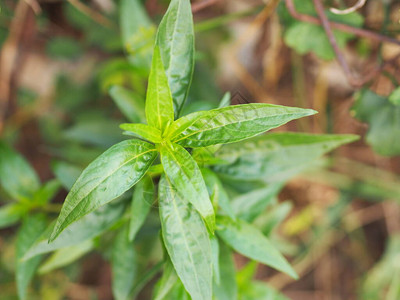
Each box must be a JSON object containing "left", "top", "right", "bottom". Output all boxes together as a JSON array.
[{"left": 0, "top": 0, "right": 360, "bottom": 299}]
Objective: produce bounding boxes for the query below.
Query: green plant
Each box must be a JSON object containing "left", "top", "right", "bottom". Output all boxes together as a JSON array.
[{"left": 0, "top": 1, "right": 361, "bottom": 299}]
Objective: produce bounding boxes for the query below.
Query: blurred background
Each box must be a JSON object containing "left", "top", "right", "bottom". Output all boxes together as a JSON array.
[{"left": 1, "top": 0, "right": 400, "bottom": 299}]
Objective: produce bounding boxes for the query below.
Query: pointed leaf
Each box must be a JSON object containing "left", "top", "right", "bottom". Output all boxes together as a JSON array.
[
  {"left": 159, "top": 176, "right": 212, "bottom": 300},
  {"left": 16, "top": 214, "right": 47, "bottom": 300},
  {"left": 129, "top": 175, "right": 154, "bottom": 241},
  {"left": 218, "top": 92, "right": 231, "bottom": 109},
  {"left": 214, "top": 133, "right": 358, "bottom": 182},
  {"left": 51, "top": 161, "right": 82, "bottom": 190},
  {"left": 112, "top": 225, "right": 138, "bottom": 300},
  {"left": 120, "top": 123, "right": 162, "bottom": 143},
  {"left": 160, "top": 142, "right": 215, "bottom": 232},
  {"left": 156, "top": 0, "right": 195, "bottom": 117},
  {"left": 110, "top": 85, "right": 146, "bottom": 123},
  {"left": 217, "top": 216, "right": 297, "bottom": 279},
  {"left": 214, "top": 241, "right": 237, "bottom": 300},
  {"left": 166, "top": 104, "right": 316, "bottom": 147},
  {"left": 0, "top": 141, "right": 40, "bottom": 201},
  {"left": 50, "top": 139, "right": 157, "bottom": 242},
  {"left": 146, "top": 46, "right": 174, "bottom": 132},
  {"left": 24, "top": 200, "right": 126, "bottom": 260}
]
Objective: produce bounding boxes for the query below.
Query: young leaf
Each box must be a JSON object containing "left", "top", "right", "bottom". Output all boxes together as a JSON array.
[
  {"left": 0, "top": 204, "right": 23, "bottom": 229},
  {"left": 49, "top": 139, "right": 157, "bottom": 242},
  {"left": 216, "top": 216, "right": 298, "bottom": 279},
  {"left": 25, "top": 198, "right": 126, "bottom": 260},
  {"left": 0, "top": 141, "right": 40, "bottom": 201},
  {"left": 112, "top": 225, "right": 138, "bottom": 300},
  {"left": 214, "top": 241, "right": 238, "bottom": 300},
  {"left": 213, "top": 133, "right": 359, "bottom": 182},
  {"left": 120, "top": 123, "right": 162, "bottom": 143},
  {"left": 129, "top": 175, "right": 154, "bottom": 241},
  {"left": 145, "top": 46, "right": 174, "bottom": 132},
  {"left": 32, "top": 179, "right": 61, "bottom": 206},
  {"left": 156, "top": 0, "right": 195, "bottom": 117},
  {"left": 109, "top": 85, "right": 146, "bottom": 123},
  {"left": 160, "top": 142, "right": 215, "bottom": 232},
  {"left": 159, "top": 176, "right": 212, "bottom": 300},
  {"left": 16, "top": 214, "right": 47, "bottom": 300},
  {"left": 38, "top": 239, "right": 94, "bottom": 274},
  {"left": 218, "top": 92, "right": 231, "bottom": 109},
  {"left": 166, "top": 104, "right": 316, "bottom": 147},
  {"left": 153, "top": 259, "right": 178, "bottom": 300}
]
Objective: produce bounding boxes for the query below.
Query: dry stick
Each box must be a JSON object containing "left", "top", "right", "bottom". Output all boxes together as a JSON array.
[
  {"left": 67, "top": 0, "right": 114, "bottom": 29},
  {"left": 313, "top": 0, "right": 400, "bottom": 87},
  {"left": 285, "top": 0, "right": 400, "bottom": 46},
  {"left": 0, "top": 0, "right": 30, "bottom": 134},
  {"left": 191, "top": 0, "right": 221, "bottom": 13}
]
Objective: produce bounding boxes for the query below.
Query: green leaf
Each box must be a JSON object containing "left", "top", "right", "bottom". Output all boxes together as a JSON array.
[
  {"left": 160, "top": 142, "right": 215, "bottom": 232},
  {"left": 166, "top": 104, "right": 316, "bottom": 148},
  {"left": 46, "top": 37, "right": 82, "bottom": 59},
  {"left": 353, "top": 89, "right": 400, "bottom": 156},
  {"left": 38, "top": 239, "right": 94, "bottom": 274},
  {"left": 49, "top": 140, "right": 157, "bottom": 242},
  {"left": 120, "top": 123, "right": 162, "bottom": 143},
  {"left": 213, "top": 133, "right": 358, "bottom": 181},
  {"left": 210, "top": 235, "right": 220, "bottom": 284},
  {"left": 146, "top": 46, "right": 174, "bottom": 132},
  {"left": 214, "top": 241, "right": 237, "bottom": 300},
  {"left": 16, "top": 214, "right": 47, "bottom": 300},
  {"left": 25, "top": 198, "right": 126, "bottom": 260},
  {"left": 153, "top": 259, "right": 178, "bottom": 300},
  {"left": 0, "top": 141, "right": 40, "bottom": 201},
  {"left": 0, "top": 203, "right": 23, "bottom": 229},
  {"left": 112, "top": 225, "right": 138, "bottom": 300},
  {"left": 281, "top": 0, "right": 363, "bottom": 60},
  {"left": 389, "top": 87, "right": 400, "bottom": 106},
  {"left": 231, "top": 184, "right": 282, "bottom": 222},
  {"left": 129, "top": 175, "right": 154, "bottom": 241},
  {"left": 254, "top": 201, "right": 293, "bottom": 236},
  {"left": 51, "top": 161, "right": 82, "bottom": 190},
  {"left": 109, "top": 85, "right": 146, "bottom": 123},
  {"left": 32, "top": 179, "right": 61, "bottom": 206},
  {"left": 201, "top": 168, "right": 235, "bottom": 220},
  {"left": 216, "top": 216, "right": 297, "bottom": 279},
  {"left": 156, "top": 0, "right": 195, "bottom": 117},
  {"left": 120, "top": 0, "right": 155, "bottom": 70},
  {"left": 158, "top": 176, "right": 212, "bottom": 300},
  {"left": 239, "top": 281, "right": 289, "bottom": 300}
]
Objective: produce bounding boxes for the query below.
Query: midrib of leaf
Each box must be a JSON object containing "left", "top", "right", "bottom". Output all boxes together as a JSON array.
[
  {"left": 55, "top": 149, "right": 156, "bottom": 236},
  {"left": 164, "top": 178, "right": 204, "bottom": 298},
  {"left": 165, "top": 0, "right": 182, "bottom": 80},
  {"left": 173, "top": 112, "right": 307, "bottom": 143}
]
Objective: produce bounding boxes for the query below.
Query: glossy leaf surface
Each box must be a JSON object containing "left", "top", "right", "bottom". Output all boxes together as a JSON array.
[
  {"left": 0, "top": 141, "right": 40, "bottom": 201},
  {"left": 50, "top": 139, "right": 157, "bottom": 241},
  {"left": 145, "top": 46, "right": 174, "bottom": 132},
  {"left": 167, "top": 104, "right": 316, "bottom": 147},
  {"left": 159, "top": 176, "right": 212, "bottom": 300},
  {"left": 160, "top": 142, "right": 215, "bottom": 232},
  {"left": 156, "top": 0, "right": 195, "bottom": 117},
  {"left": 129, "top": 175, "right": 154, "bottom": 241},
  {"left": 213, "top": 133, "right": 358, "bottom": 181},
  {"left": 217, "top": 216, "right": 297, "bottom": 279},
  {"left": 120, "top": 123, "right": 162, "bottom": 143}
]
